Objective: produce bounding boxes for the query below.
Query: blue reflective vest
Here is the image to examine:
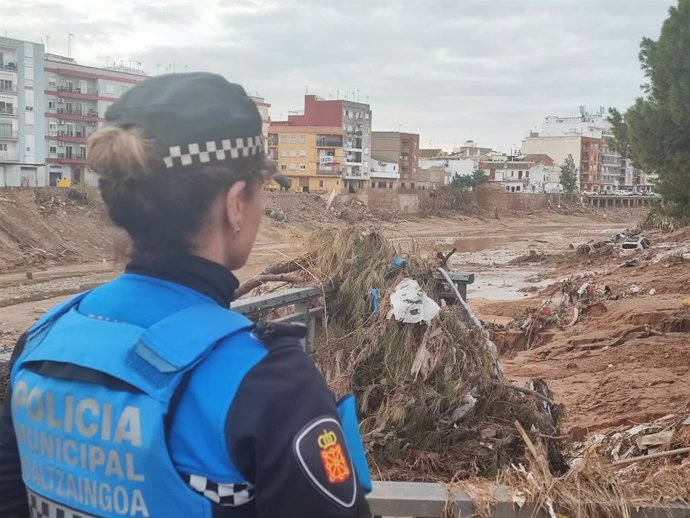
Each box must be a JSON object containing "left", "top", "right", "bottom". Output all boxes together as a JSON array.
[{"left": 10, "top": 274, "right": 371, "bottom": 518}]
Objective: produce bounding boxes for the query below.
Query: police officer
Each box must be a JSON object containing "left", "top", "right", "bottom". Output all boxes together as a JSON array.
[{"left": 0, "top": 73, "right": 372, "bottom": 518}]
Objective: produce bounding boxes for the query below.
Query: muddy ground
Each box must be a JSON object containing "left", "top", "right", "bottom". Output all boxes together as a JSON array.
[{"left": 1, "top": 189, "right": 688, "bottom": 446}]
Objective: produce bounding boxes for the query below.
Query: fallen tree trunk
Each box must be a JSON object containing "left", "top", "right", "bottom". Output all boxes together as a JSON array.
[{"left": 235, "top": 273, "right": 302, "bottom": 299}]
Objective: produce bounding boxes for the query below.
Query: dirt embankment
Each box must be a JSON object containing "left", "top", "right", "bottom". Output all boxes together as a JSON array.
[{"left": 0, "top": 188, "right": 119, "bottom": 272}]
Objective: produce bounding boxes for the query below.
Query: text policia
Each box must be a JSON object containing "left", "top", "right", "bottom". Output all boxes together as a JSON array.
[{"left": 12, "top": 381, "right": 150, "bottom": 517}]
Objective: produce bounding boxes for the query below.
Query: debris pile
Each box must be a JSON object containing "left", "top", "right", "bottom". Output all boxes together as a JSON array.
[{"left": 297, "top": 229, "right": 567, "bottom": 480}]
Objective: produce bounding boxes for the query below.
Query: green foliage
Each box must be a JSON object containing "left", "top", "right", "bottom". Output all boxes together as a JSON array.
[
  {"left": 449, "top": 168, "right": 488, "bottom": 191},
  {"left": 559, "top": 154, "right": 578, "bottom": 194},
  {"left": 624, "top": 0, "right": 690, "bottom": 215},
  {"left": 606, "top": 108, "right": 631, "bottom": 159}
]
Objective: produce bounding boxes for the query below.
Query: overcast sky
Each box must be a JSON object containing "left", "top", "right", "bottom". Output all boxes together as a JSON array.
[{"left": 2, "top": 0, "right": 674, "bottom": 152}]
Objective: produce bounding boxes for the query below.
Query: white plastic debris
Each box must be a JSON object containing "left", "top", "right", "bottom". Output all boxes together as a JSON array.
[
  {"left": 512, "top": 491, "right": 527, "bottom": 509},
  {"left": 451, "top": 393, "right": 478, "bottom": 421},
  {"left": 629, "top": 284, "right": 641, "bottom": 294},
  {"left": 389, "top": 278, "right": 440, "bottom": 324}
]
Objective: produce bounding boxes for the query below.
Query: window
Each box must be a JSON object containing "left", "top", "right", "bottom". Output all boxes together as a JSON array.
[
  {"left": 281, "top": 135, "right": 288, "bottom": 143},
  {"left": 299, "top": 150, "right": 306, "bottom": 157},
  {"left": 49, "top": 146, "right": 57, "bottom": 154},
  {"left": 516, "top": 186, "right": 521, "bottom": 192},
  {"left": 378, "top": 182, "right": 386, "bottom": 188},
  {"left": 0, "top": 143, "right": 7, "bottom": 151},
  {"left": 365, "top": 113, "right": 370, "bottom": 120},
  {"left": 299, "top": 164, "right": 306, "bottom": 170},
  {"left": 49, "top": 122, "right": 57, "bottom": 131},
  {"left": 0, "top": 101, "right": 13, "bottom": 114},
  {"left": 280, "top": 164, "right": 287, "bottom": 170},
  {"left": 48, "top": 77, "right": 57, "bottom": 87},
  {"left": 0, "top": 79, "right": 13, "bottom": 91},
  {"left": 48, "top": 101, "right": 56, "bottom": 110},
  {"left": 280, "top": 150, "right": 287, "bottom": 157},
  {"left": 401, "top": 182, "right": 406, "bottom": 188},
  {"left": 26, "top": 146, "right": 31, "bottom": 152},
  {"left": 25, "top": 106, "right": 33, "bottom": 111},
  {"left": 371, "top": 182, "right": 375, "bottom": 188},
  {"left": 0, "top": 123, "right": 11, "bottom": 137},
  {"left": 319, "top": 180, "right": 324, "bottom": 188},
  {"left": 505, "top": 186, "right": 511, "bottom": 192},
  {"left": 289, "top": 150, "right": 297, "bottom": 157},
  {"left": 300, "top": 135, "right": 306, "bottom": 144},
  {"left": 105, "top": 84, "right": 115, "bottom": 95},
  {"left": 389, "top": 182, "right": 394, "bottom": 189},
  {"left": 289, "top": 163, "right": 296, "bottom": 170},
  {"left": 410, "top": 182, "right": 415, "bottom": 189},
  {"left": 290, "top": 135, "right": 297, "bottom": 143}
]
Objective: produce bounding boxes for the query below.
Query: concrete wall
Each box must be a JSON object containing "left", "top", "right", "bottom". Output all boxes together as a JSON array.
[{"left": 474, "top": 184, "right": 561, "bottom": 212}]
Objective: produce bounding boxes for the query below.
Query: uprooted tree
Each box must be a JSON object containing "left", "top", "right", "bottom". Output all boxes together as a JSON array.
[{"left": 617, "top": 0, "right": 690, "bottom": 216}]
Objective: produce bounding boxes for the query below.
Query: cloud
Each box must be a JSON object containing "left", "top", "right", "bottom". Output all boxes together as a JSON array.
[{"left": 0, "top": 0, "right": 676, "bottom": 150}]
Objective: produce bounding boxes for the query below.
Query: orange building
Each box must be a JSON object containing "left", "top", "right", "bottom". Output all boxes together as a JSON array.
[{"left": 268, "top": 123, "right": 344, "bottom": 193}]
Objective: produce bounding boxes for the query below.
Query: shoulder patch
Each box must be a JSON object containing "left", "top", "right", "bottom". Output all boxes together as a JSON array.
[{"left": 293, "top": 416, "right": 357, "bottom": 508}]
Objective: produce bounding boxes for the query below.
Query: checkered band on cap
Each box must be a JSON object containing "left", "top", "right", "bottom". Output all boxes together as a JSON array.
[
  {"left": 183, "top": 473, "right": 255, "bottom": 507},
  {"left": 163, "top": 135, "right": 264, "bottom": 169},
  {"left": 27, "top": 490, "right": 97, "bottom": 518}
]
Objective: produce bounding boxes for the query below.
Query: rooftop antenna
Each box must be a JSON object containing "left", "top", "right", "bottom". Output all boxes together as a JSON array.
[
  {"left": 305, "top": 85, "right": 308, "bottom": 95},
  {"left": 336, "top": 89, "right": 339, "bottom": 99},
  {"left": 67, "top": 33, "right": 75, "bottom": 58},
  {"left": 357, "top": 89, "right": 360, "bottom": 102},
  {"left": 184, "top": 64, "right": 188, "bottom": 72},
  {"left": 46, "top": 35, "right": 50, "bottom": 54}
]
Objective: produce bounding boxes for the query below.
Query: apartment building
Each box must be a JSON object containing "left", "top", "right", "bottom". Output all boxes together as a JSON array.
[
  {"left": 250, "top": 95, "right": 271, "bottom": 152},
  {"left": 267, "top": 123, "right": 344, "bottom": 193},
  {"left": 44, "top": 54, "right": 145, "bottom": 186},
  {"left": 282, "top": 95, "right": 372, "bottom": 193},
  {"left": 0, "top": 37, "right": 47, "bottom": 187},
  {"left": 371, "top": 131, "right": 419, "bottom": 189}
]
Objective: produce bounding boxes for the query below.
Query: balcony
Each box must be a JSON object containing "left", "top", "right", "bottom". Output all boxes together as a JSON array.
[
  {"left": 0, "top": 151, "right": 18, "bottom": 162},
  {"left": 47, "top": 132, "right": 88, "bottom": 143},
  {"left": 0, "top": 84, "right": 17, "bottom": 94},
  {"left": 317, "top": 168, "right": 342, "bottom": 176},
  {"left": 46, "top": 85, "right": 101, "bottom": 101},
  {"left": 316, "top": 138, "right": 343, "bottom": 148},
  {"left": 0, "top": 130, "right": 18, "bottom": 140},
  {"left": 47, "top": 109, "right": 100, "bottom": 122},
  {"left": 0, "top": 62, "right": 17, "bottom": 71},
  {"left": 0, "top": 108, "right": 17, "bottom": 118},
  {"left": 47, "top": 153, "right": 87, "bottom": 165}
]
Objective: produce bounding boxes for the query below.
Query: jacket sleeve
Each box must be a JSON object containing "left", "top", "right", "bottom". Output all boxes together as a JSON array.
[
  {"left": 0, "top": 334, "right": 30, "bottom": 518},
  {"left": 226, "top": 337, "right": 372, "bottom": 518}
]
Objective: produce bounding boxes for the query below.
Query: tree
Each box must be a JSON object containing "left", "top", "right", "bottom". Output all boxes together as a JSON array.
[
  {"left": 606, "top": 108, "right": 630, "bottom": 159},
  {"left": 559, "top": 154, "right": 578, "bottom": 194},
  {"left": 624, "top": 0, "right": 690, "bottom": 214},
  {"left": 450, "top": 169, "right": 488, "bottom": 191}
]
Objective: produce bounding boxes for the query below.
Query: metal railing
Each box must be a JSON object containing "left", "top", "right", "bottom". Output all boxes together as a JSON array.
[
  {"left": 0, "top": 62, "right": 17, "bottom": 70},
  {"left": 231, "top": 285, "right": 334, "bottom": 352},
  {"left": 317, "top": 169, "right": 341, "bottom": 176},
  {"left": 316, "top": 139, "right": 343, "bottom": 147},
  {"left": 367, "top": 481, "right": 690, "bottom": 517}
]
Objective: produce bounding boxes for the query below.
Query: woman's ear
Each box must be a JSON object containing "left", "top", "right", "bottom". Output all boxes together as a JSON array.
[{"left": 224, "top": 180, "right": 248, "bottom": 232}]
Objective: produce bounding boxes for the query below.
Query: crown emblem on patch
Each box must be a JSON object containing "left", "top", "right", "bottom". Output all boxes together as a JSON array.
[{"left": 318, "top": 430, "right": 338, "bottom": 449}]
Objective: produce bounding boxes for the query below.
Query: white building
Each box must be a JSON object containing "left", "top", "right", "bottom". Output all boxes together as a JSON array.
[
  {"left": 44, "top": 54, "right": 146, "bottom": 186},
  {"left": 250, "top": 95, "right": 271, "bottom": 152},
  {"left": 370, "top": 156, "right": 400, "bottom": 189},
  {"left": 0, "top": 37, "right": 47, "bottom": 187}
]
